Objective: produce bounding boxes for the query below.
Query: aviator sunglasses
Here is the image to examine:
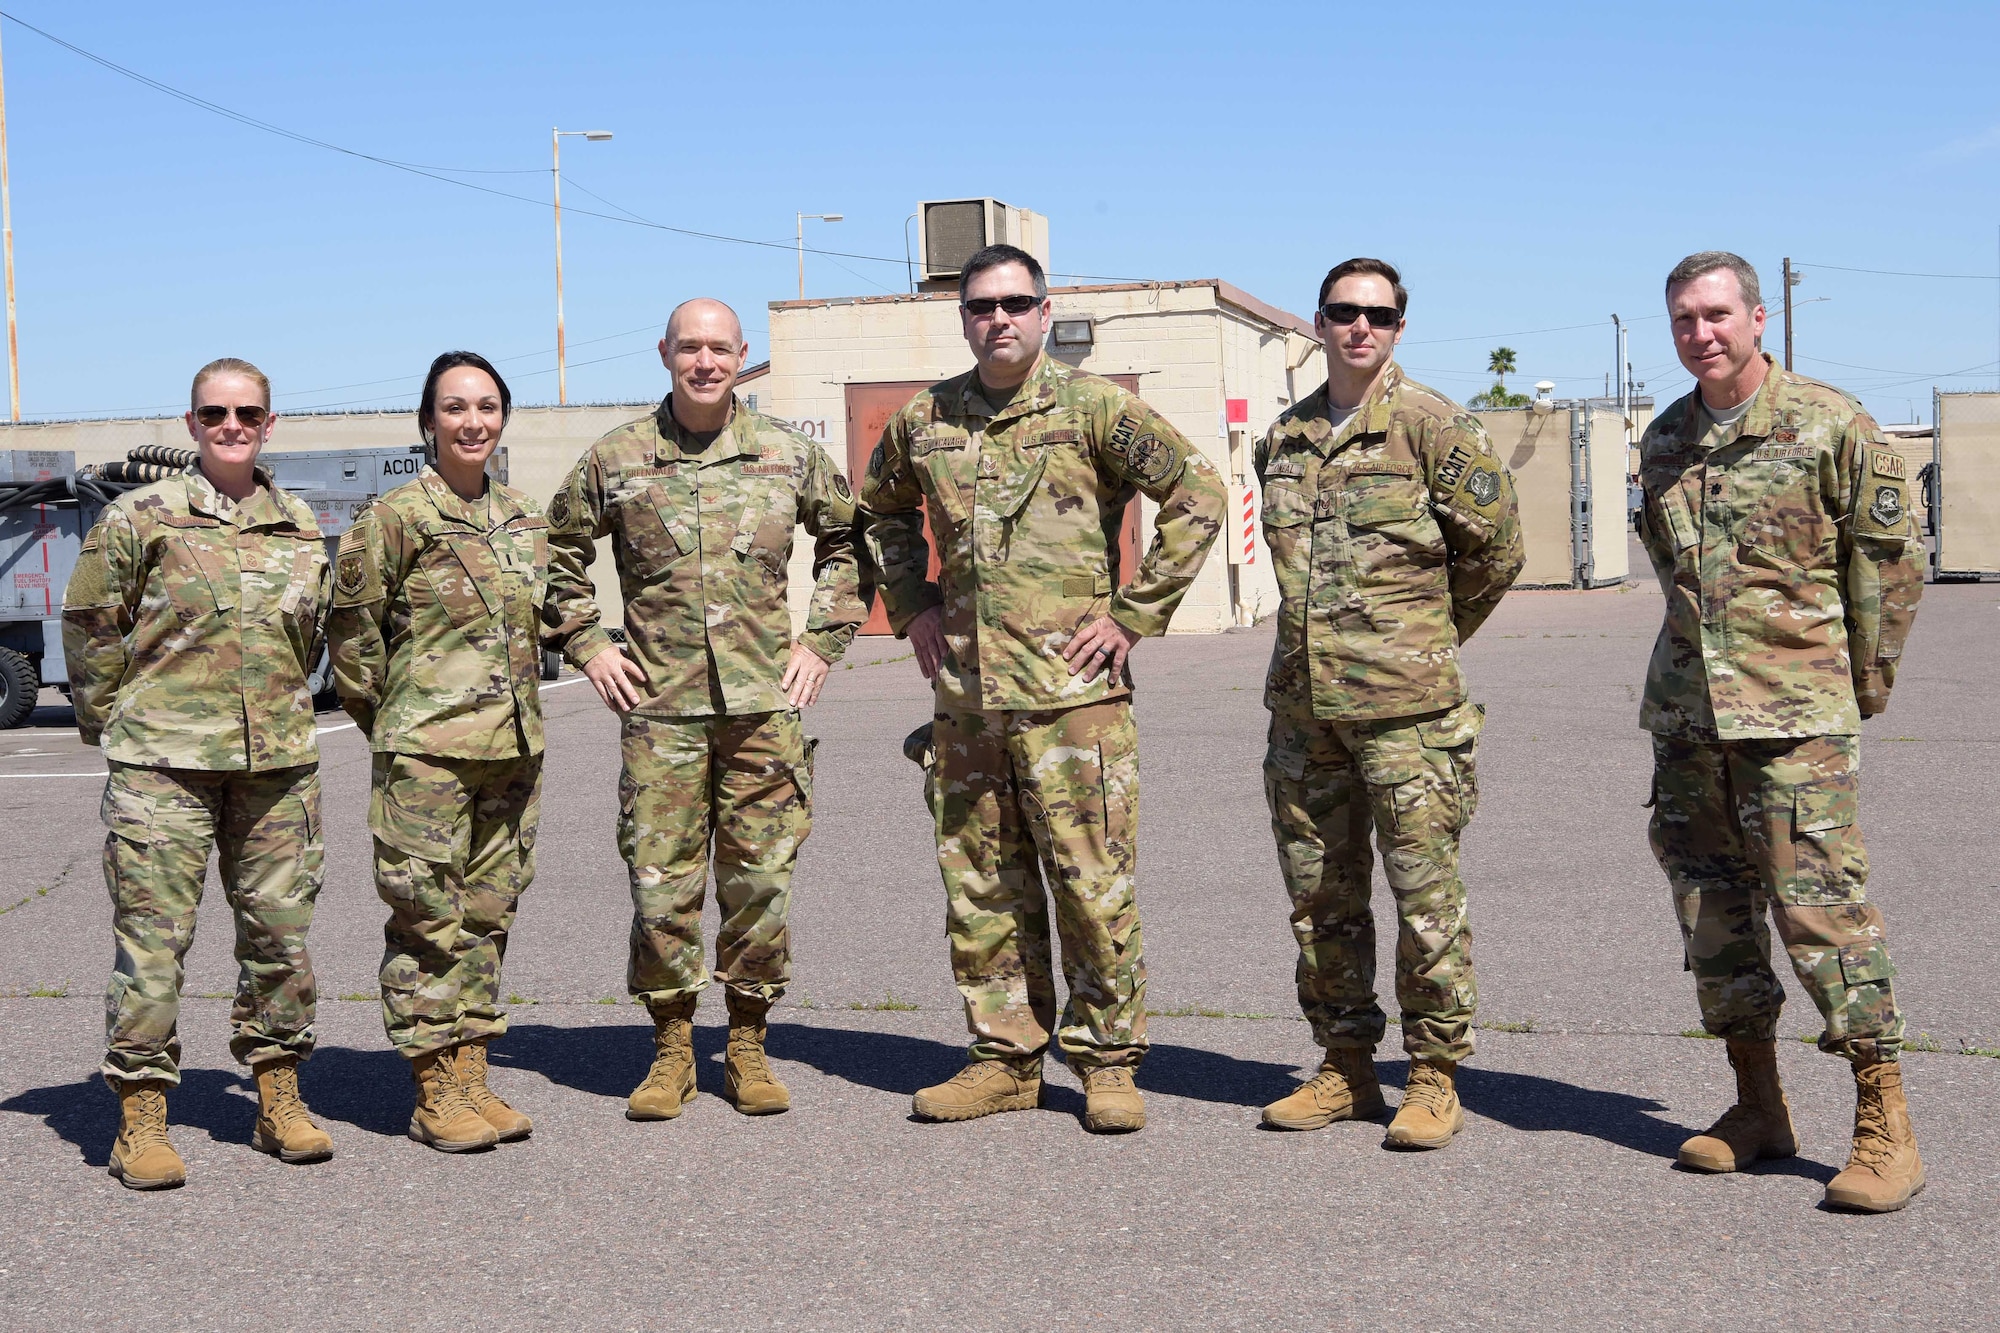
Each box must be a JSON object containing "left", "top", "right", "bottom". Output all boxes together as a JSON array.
[
  {"left": 1319, "top": 302, "right": 1403, "bottom": 330},
  {"left": 961, "top": 294, "right": 1043, "bottom": 317},
  {"left": 193, "top": 404, "right": 270, "bottom": 428}
]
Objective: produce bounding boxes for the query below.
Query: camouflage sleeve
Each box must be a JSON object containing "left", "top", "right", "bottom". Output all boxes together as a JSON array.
[
  {"left": 856, "top": 413, "right": 942, "bottom": 636},
  {"left": 543, "top": 450, "right": 617, "bottom": 668},
  {"left": 1423, "top": 413, "right": 1525, "bottom": 642},
  {"left": 326, "top": 505, "right": 401, "bottom": 736},
  {"left": 1838, "top": 413, "right": 1922, "bottom": 715},
  {"left": 60, "top": 505, "right": 140, "bottom": 747},
  {"left": 796, "top": 441, "right": 866, "bottom": 664},
  {"left": 1093, "top": 393, "right": 1226, "bottom": 636}
]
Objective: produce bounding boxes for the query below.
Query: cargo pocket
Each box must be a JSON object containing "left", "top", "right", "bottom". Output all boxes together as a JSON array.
[
  {"left": 1839, "top": 939, "right": 1895, "bottom": 987},
  {"left": 1100, "top": 735, "right": 1138, "bottom": 850},
  {"left": 368, "top": 758, "right": 459, "bottom": 865},
  {"left": 1782, "top": 771, "right": 1862, "bottom": 906},
  {"left": 1416, "top": 702, "right": 1483, "bottom": 833},
  {"left": 100, "top": 782, "right": 157, "bottom": 847},
  {"left": 796, "top": 734, "right": 818, "bottom": 809}
]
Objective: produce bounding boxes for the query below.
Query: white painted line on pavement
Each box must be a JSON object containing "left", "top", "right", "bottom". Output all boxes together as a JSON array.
[{"left": 0, "top": 771, "right": 108, "bottom": 779}]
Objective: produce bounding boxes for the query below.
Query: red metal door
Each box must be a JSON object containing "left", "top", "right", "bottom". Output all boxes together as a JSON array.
[{"left": 844, "top": 374, "right": 1144, "bottom": 635}]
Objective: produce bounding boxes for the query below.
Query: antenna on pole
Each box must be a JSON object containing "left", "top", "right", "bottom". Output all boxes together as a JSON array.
[{"left": 1782, "top": 258, "right": 1804, "bottom": 371}]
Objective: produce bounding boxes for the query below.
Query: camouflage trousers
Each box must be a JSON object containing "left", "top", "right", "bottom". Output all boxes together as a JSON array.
[
  {"left": 371, "top": 751, "right": 542, "bottom": 1057},
  {"left": 618, "top": 710, "right": 812, "bottom": 1014},
  {"left": 1262, "top": 703, "right": 1483, "bottom": 1062},
  {"left": 924, "top": 700, "right": 1146, "bottom": 1071},
  {"left": 98, "top": 761, "right": 323, "bottom": 1085},
  {"left": 1649, "top": 733, "right": 1902, "bottom": 1061}
]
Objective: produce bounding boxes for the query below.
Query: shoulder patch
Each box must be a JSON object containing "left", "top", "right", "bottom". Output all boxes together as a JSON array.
[
  {"left": 80, "top": 528, "right": 100, "bottom": 555},
  {"left": 1436, "top": 443, "right": 1474, "bottom": 489},
  {"left": 1463, "top": 468, "right": 1502, "bottom": 508},
  {"left": 833, "top": 471, "right": 852, "bottom": 501},
  {"left": 1867, "top": 483, "right": 1905, "bottom": 529},
  {"left": 547, "top": 485, "right": 574, "bottom": 531},
  {"left": 1870, "top": 448, "right": 1908, "bottom": 481},
  {"left": 1125, "top": 434, "right": 1178, "bottom": 486}
]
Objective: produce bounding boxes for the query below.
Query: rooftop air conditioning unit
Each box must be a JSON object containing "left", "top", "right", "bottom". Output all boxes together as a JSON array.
[{"left": 917, "top": 198, "right": 1050, "bottom": 286}]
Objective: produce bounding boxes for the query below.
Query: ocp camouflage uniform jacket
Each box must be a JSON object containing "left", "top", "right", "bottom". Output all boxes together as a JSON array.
[
  {"left": 1636, "top": 355, "right": 1922, "bottom": 740},
  {"left": 859, "top": 353, "right": 1226, "bottom": 713},
  {"left": 1254, "top": 365, "right": 1525, "bottom": 721},
  {"left": 544, "top": 394, "right": 865, "bottom": 717},
  {"left": 327, "top": 467, "right": 552, "bottom": 758},
  {"left": 62, "top": 466, "right": 330, "bottom": 770}
]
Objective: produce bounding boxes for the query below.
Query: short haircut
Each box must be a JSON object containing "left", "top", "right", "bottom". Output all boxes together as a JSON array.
[
  {"left": 664, "top": 297, "right": 744, "bottom": 347},
  {"left": 190, "top": 357, "right": 270, "bottom": 410},
  {"left": 418, "top": 351, "right": 512, "bottom": 443},
  {"left": 1665, "top": 251, "right": 1762, "bottom": 311},
  {"left": 1317, "top": 258, "right": 1408, "bottom": 314},
  {"left": 959, "top": 244, "right": 1047, "bottom": 301}
]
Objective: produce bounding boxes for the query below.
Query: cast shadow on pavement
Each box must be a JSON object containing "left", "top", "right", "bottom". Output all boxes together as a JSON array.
[{"left": 0, "top": 1046, "right": 418, "bottom": 1163}]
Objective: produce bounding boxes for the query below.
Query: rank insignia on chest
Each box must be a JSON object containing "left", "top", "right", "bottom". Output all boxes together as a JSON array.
[
  {"left": 1772, "top": 428, "right": 1799, "bottom": 444},
  {"left": 1870, "top": 449, "right": 1908, "bottom": 481},
  {"left": 336, "top": 549, "right": 365, "bottom": 596},
  {"left": 1869, "top": 484, "right": 1904, "bottom": 527},
  {"left": 1464, "top": 468, "right": 1501, "bottom": 507}
]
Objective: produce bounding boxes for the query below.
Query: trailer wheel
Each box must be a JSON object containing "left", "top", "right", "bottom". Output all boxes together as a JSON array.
[
  {"left": 541, "top": 648, "right": 563, "bottom": 682},
  {"left": 0, "top": 647, "right": 37, "bottom": 729}
]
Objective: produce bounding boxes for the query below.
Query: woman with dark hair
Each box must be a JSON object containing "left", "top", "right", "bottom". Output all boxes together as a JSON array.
[{"left": 328, "top": 351, "right": 560, "bottom": 1152}]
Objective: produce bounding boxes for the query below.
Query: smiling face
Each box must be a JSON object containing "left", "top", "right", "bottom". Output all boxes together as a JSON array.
[
  {"left": 184, "top": 371, "right": 273, "bottom": 476},
  {"left": 959, "top": 261, "right": 1050, "bottom": 389},
  {"left": 1313, "top": 273, "right": 1405, "bottom": 386},
  {"left": 660, "top": 299, "right": 747, "bottom": 416},
  {"left": 427, "top": 365, "right": 505, "bottom": 474},
  {"left": 1668, "top": 268, "right": 1767, "bottom": 403}
]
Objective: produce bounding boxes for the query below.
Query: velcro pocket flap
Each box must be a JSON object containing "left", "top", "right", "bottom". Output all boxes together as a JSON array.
[
  {"left": 1260, "top": 480, "right": 1311, "bottom": 529},
  {"left": 100, "top": 784, "right": 156, "bottom": 845},
  {"left": 1793, "top": 775, "right": 1858, "bottom": 836},
  {"left": 1838, "top": 940, "right": 1896, "bottom": 986},
  {"left": 1344, "top": 475, "right": 1428, "bottom": 528},
  {"left": 976, "top": 444, "right": 1051, "bottom": 523},
  {"left": 1359, "top": 745, "right": 1427, "bottom": 788},
  {"left": 1415, "top": 701, "right": 1485, "bottom": 750}
]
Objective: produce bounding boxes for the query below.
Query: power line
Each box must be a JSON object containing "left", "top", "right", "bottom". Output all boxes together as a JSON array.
[
  {"left": 1796, "top": 260, "right": 2000, "bottom": 281},
  {"left": 0, "top": 9, "right": 1153, "bottom": 283}
]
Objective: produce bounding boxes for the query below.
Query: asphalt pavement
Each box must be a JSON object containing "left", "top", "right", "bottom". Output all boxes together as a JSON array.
[{"left": 2, "top": 543, "right": 1995, "bottom": 1330}]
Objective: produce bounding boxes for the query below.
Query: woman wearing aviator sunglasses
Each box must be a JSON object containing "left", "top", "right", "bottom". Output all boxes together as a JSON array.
[
  {"left": 327, "top": 351, "right": 559, "bottom": 1154},
  {"left": 63, "top": 358, "right": 338, "bottom": 1188}
]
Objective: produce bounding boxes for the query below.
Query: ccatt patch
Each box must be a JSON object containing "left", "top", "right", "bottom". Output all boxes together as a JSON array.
[
  {"left": 1125, "top": 433, "right": 1179, "bottom": 487},
  {"left": 1464, "top": 468, "right": 1502, "bottom": 508}
]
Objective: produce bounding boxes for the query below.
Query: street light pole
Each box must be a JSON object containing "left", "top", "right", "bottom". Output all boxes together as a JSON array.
[
  {"left": 0, "top": 23, "right": 20, "bottom": 422},
  {"left": 796, "top": 212, "right": 843, "bottom": 299},
  {"left": 552, "top": 128, "right": 612, "bottom": 405}
]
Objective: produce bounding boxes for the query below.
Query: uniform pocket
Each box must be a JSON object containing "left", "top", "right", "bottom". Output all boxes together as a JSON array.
[
  {"left": 100, "top": 782, "right": 157, "bottom": 847},
  {"left": 617, "top": 485, "right": 691, "bottom": 578},
  {"left": 1100, "top": 735, "right": 1138, "bottom": 848},
  {"left": 1793, "top": 775, "right": 1857, "bottom": 837},
  {"left": 369, "top": 756, "right": 460, "bottom": 863},
  {"left": 1344, "top": 477, "right": 1428, "bottom": 528},
  {"left": 421, "top": 540, "right": 497, "bottom": 629}
]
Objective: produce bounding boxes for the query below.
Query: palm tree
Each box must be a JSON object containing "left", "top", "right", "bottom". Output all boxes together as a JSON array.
[{"left": 1487, "top": 347, "right": 1518, "bottom": 393}]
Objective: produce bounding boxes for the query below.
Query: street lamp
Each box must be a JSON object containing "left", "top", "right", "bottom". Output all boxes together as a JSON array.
[
  {"left": 796, "top": 212, "right": 843, "bottom": 300},
  {"left": 553, "top": 128, "right": 613, "bottom": 405},
  {"left": 1, "top": 23, "right": 20, "bottom": 422}
]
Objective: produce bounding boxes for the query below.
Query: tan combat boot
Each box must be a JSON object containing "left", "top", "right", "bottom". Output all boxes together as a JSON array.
[
  {"left": 108, "top": 1079, "right": 186, "bottom": 1190},
  {"left": 723, "top": 994, "right": 790, "bottom": 1116},
  {"left": 1262, "top": 1047, "right": 1386, "bottom": 1130},
  {"left": 1385, "top": 1057, "right": 1464, "bottom": 1149},
  {"left": 1080, "top": 1065, "right": 1146, "bottom": 1134},
  {"left": 912, "top": 1057, "right": 1043, "bottom": 1122},
  {"left": 408, "top": 1049, "right": 499, "bottom": 1152},
  {"left": 1677, "top": 1038, "right": 1799, "bottom": 1173},
  {"left": 627, "top": 996, "right": 698, "bottom": 1121},
  {"left": 249, "top": 1057, "right": 334, "bottom": 1163},
  {"left": 456, "top": 1040, "right": 532, "bottom": 1142},
  {"left": 1825, "top": 1057, "right": 1925, "bottom": 1213}
]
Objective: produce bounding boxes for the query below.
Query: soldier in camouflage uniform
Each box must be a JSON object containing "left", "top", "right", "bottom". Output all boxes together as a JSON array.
[
  {"left": 63, "top": 358, "right": 335, "bottom": 1188},
  {"left": 1638, "top": 252, "right": 1924, "bottom": 1212},
  {"left": 861, "top": 244, "right": 1225, "bottom": 1134},
  {"left": 329, "top": 352, "right": 555, "bottom": 1154},
  {"left": 545, "top": 298, "right": 865, "bottom": 1120},
  {"left": 1253, "top": 259, "right": 1524, "bottom": 1150}
]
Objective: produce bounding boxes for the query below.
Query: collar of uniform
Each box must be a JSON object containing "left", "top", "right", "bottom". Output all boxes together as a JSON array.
[
  {"left": 1299, "top": 362, "right": 1402, "bottom": 456},
  {"left": 958, "top": 353, "right": 1060, "bottom": 426},
  {"left": 185, "top": 464, "right": 288, "bottom": 527},
  {"left": 417, "top": 464, "right": 504, "bottom": 529},
  {"left": 653, "top": 392, "right": 756, "bottom": 466},
  {"left": 1675, "top": 352, "right": 1782, "bottom": 449}
]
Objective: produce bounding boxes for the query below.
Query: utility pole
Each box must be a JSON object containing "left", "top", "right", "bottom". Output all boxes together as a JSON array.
[
  {"left": 551, "top": 128, "right": 612, "bottom": 405},
  {"left": 1782, "top": 257, "right": 1804, "bottom": 371},
  {"left": 0, "top": 21, "right": 20, "bottom": 422}
]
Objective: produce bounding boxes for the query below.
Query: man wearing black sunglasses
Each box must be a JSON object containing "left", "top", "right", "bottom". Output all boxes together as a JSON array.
[
  {"left": 860, "top": 243, "right": 1225, "bottom": 1133},
  {"left": 1255, "top": 257, "right": 1523, "bottom": 1151}
]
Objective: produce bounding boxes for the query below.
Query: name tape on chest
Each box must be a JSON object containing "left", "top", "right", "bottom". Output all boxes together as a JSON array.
[{"left": 1752, "top": 442, "right": 1816, "bottom": 462}]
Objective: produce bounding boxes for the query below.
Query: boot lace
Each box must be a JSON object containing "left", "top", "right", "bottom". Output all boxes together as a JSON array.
[
  {"left": 1847, "top": 1096, "right": 1892, "bottom": 1169},
  {"left": 428, "top": 1058, "right": 479, "bottom": 1119},
  {"left": 458, "top": 1045, "right": 509, "bottom": 1112},
  {"left": 263, "top": 1063, "right": 311, "bottom": 1132},
  {"left": 729, "top": 1032, "right": 774, "bottom": 1082},
  {"left": 126, "top": 1085, "right": 171, "bottom": 1151},
  {"left": 1086, "top": 1067, "right": 1136, "bottom": 1093},
  {"left": 1402, "top": 1064, "right": 1453, "bottom": 1114}
]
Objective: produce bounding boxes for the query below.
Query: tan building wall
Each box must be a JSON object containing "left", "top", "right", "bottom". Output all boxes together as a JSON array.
[
  {"left": 758, "top": 280, "right": 1329, "bottom": 633},
  {"left": 1476, "top": 406, "right": 1630, "bottom": 587}
]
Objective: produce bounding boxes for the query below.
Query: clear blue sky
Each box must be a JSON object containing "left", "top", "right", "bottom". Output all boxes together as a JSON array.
[{"left": 2, "top": 0, "right": 1997, "bottom": 425}]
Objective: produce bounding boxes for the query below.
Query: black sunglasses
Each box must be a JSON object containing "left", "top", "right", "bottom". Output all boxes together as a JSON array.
[
  {"left": 194, "top": 404, "right": 270, "bottom": 428},
  {"left": 1319, "top": 302, "right": 1402, "bottom": 330},
  {"left": 961, "top": 294, "right": 1042, "bottom": 317}
]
